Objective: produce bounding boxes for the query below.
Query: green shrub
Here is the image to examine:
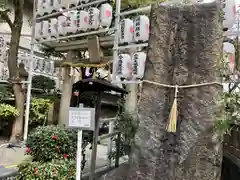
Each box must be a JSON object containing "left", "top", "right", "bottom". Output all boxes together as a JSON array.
[
  {"left": 26, "top": 125, "right": 77, "bottom": 162},
  {"left": 25, "top": 125, "right": 93, "bottom": 170},
  {"left": 29, "top": 98, "right": 51, "bottom": 127},
  {"left": 0, "top": 103, "right": 19, "bottom": 119},
  {"left": 17, "top": 160, "right": 76, "bottom": 180},
  {"left": 0, "top": 103, "right": 19, "bottom": 136}
]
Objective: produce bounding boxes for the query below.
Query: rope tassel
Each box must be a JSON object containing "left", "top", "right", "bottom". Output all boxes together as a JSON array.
[{"left": 166, "top": 85, "right": 178, "bottom": 133}]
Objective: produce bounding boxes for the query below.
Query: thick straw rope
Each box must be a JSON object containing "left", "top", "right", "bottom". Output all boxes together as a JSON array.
[{"left": 142, "top": 80, "right": 223, "bottom": 133}]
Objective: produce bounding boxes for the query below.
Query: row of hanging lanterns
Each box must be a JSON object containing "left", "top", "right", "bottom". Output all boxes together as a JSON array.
[
  {"left": 37, "top": 0, "right": 92, "bottom": 16},
  {"left": 35, "top": 3, "right": 113, "bottom": 40},
  {"left": 119, "top": 15, "right": 150, "bottom": 44},
  {"left": 117, "top": 51, "right": 146, "bottom": 80},
  {"left": 17, "top": 54, "right": 57, "bottom": 75},
  {"left": 32, "top": 58, "right": 56, "bottom": 74}
]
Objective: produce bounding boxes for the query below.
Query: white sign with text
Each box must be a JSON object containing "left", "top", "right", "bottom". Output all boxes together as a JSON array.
[{"left": 68, "top": 107, "right": 95, "bottom": 131}]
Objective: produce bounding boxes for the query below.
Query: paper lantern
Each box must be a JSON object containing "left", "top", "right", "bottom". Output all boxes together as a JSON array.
[
  {"left": 49, "top": 18, "right": 58, "bottom": 38},
  {"left": 50, "top": 61, "right": 55, "bottom": 74},
  {"left": 36, "top": 0, "right": 44, "bottom": 16},
  {"left": 119, "top": 18, "right": 134, "bottom": 44},
  {"left": 52, "top": 0, "right": 61, "bottom": 12},
  {"left": 35, "top": 22, "right": 43, "bottom": 41},
  {"left": 88, "top": 8, "right": 100, "bottom": 30},
  {"left": 132, "top": 51, "right": 147, "bottom": 79},
  {"left": 99, "top": 3, "right": 113, "bottom": 28},
  {"left": 0, "top": 36, "right": 6, "bottom": 63},
  {"left": 41, "top": 0, "right": 52, "bottom": 15},
  {"left": 44, "top": 61, "right": 51, "bottom": 73},
  {"left": 223, "top": 42, "right": 235, "bottom": 72},
  {"left": 133, "top": 15, "right": 149, "bottom": 42},
  {"left": 66, "top": 11, "right": 78, "bottom": 34},
  {"left": 76, "top": 10, "right": 89, "bottom": 32},
  {"left": 34, "top": 58, "right": 44, "bottom": 72},
  {"left": 117, "top": 54, "right": 132, "bottom": 79},
  {"left": 58, "top": 16, "right": 67, "bottom": 36},
  {"left": 42, "top": 20, "right": 49, "bottom": 39},
  {"left": 222, "top": 0, "right": 236, "bottom": 30}
]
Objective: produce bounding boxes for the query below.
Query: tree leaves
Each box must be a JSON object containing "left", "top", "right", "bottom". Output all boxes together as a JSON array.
[{"left": 32, "top": 75, "right": 56, "bottom": 93}]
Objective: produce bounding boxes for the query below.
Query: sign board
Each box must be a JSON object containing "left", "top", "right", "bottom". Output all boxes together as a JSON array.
[{"left": 68, "top": 107, "right": 95, "bottom": 131}]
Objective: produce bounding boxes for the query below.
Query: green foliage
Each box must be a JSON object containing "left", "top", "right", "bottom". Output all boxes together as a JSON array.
[
  {"left": 17, "top": 160, "right": 76, "bottom": 180},
  {"left": 215, "top": 92, "right": 240, "bottom": 134},
  {"left": 32, "top": 75, "right": 56, "bottom": 93},
  {"left": 121, "top": 0, "right": 165, "bottom": 8},
  {"left": 122, "top": 0, "right": 152, "bottom": 7},
  {"left": 0, "top": 103, "right": 19, "bottom": 119},
  {"left": 29, "top": 98, "right": 52, "bottom": 127},
  {"left": 109, "top": 99, "right": 138, "bottom": 159},
  {"left": 25, "top": 125, "right": 93, "bottom": 170},
  {"left": 25, "top": 125, "right": 77, "bottom": 162},
  {"left": 0, "top": 84, "right": 12, "bottom": 100},
  {"left": 214, "top": 40, "right": 240, "bottom": 134}
]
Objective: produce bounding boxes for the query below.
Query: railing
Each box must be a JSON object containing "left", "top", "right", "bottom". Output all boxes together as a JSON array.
[{"left": 81, "top": 116, "right": 127, "bottom": 178}]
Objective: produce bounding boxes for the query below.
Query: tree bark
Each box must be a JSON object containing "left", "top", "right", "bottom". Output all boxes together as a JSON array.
[
  {"left": 5, "top": 0, "right": 25, "bottom": 142},
  {"left": 100, "top": 2, "right": 222, "bottom": 180}
]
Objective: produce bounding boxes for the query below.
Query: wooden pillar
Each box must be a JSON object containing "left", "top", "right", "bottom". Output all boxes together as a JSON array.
[{"left": 58, "top": 51, "right": 74, "bottom": 126}]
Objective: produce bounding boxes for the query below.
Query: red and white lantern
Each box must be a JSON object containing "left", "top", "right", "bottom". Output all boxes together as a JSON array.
[
  {"left": 133, "top": 15, "right": 150, "bottom": 42},
  {"left": 57, "top": 15, "right": 67, "bottom": 36},
  {"left": 223, "top": 42, "right": 235, "bottom": 72},
  {"left": 76, "top": 10, "right": 89, "bottom": 32},
  {"left": 49, "top": 18, "right": 58, "bottom": 38},
  {"left": 132, "top": 51, "right": 147, "bottom": 79},
  {"left": 42, "top": 20, "right": 50, "bottom": 39},
  {"left": 88, "top": 8, "right": 100, "bottom": 30},
  {"left": 99, "top": 3, "right": 113, "bottom": 28},
  {"left": 119, "top": 18, "right": 134, "bottom": 44},
  {"left": 222, "top": 0, "right": 236, "bottom": 30},
  {"left": 117, "top": 54, "right": 132, "bottom": 79},
  {"left": 35, "top": 22, "right": 43, "bottom": 41},
  {"left": 66, "top": 11, "right": 78, "bottom": 34}
]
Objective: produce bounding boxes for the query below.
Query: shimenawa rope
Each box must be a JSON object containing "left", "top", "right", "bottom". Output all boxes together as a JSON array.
[{"left": 143, "top": 80, "right": 223, "bottom": 133}]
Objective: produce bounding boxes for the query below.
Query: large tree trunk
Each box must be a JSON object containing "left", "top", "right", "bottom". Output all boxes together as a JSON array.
[
  {"left": 7, "top": 0, "right": 24, "bottom": 142},
  {"left": 100, "top": 2, "right": 222, "bottom": 180}
]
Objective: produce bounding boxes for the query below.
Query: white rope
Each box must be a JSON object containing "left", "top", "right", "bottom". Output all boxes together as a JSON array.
[{"left": 143, "top": 80, "right": 223, "bottom": 89}]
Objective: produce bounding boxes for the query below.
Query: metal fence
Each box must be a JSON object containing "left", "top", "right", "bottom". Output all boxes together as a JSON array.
[{"left": 82, "top": 116, "right": 125, "bottom": 179}]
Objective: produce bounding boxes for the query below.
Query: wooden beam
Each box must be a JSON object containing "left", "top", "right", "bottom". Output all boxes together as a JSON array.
[
  {"left": 43, "top": 36, "right": 114, "bottom": 52},
  {"left": 88, "top": 36, "right": 102, "bottom": 63},
  {"left": 54, "top": 56, "right": 113, "bottom": 68}
]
